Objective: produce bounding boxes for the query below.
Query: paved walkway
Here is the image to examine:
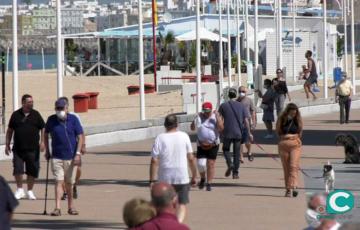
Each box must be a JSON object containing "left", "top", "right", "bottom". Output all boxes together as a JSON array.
[{"left": 1, "top": 109, "right": 360, "bottom": 230}]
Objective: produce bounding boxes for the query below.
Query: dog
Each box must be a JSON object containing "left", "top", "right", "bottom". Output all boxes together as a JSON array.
[
  {"left": 323, "top": 161, "right": 335, "bottom": 194},
  {"left": 335, "top": 133, "right": 360, "bottom": 164}
]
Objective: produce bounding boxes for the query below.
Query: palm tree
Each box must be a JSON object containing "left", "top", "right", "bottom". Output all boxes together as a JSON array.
[
  {"left": 159, "top": 31, "right": 175, "bottom": 65},
  {"left": 22, "top": 0, "right": 32, "bottom": 5}
]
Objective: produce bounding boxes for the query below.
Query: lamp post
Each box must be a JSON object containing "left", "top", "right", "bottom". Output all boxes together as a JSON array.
[
  {"left": 227, "top": 0, "right": 232, "bottom": 87},
  {"left": 254, "top": 0, "right": 258, "bottom": 69},
  {"left": 277, "top": 0, "right": 283, "bottom": 69},
  {"left": 343, "top": 0, "right": 348, "bottom": 73},
  {"left": 323, "top": 0, "right": 328, "bottom": 98},
  {"left": 236, "top": 0, "right": 241, "bottom": 86},
  {"left": 218, "top": 0, "right": 224, "bottom": 100},
  {"left": 12, "top": 0, "right": 18, "bottom": 110},
  {"left": 292, "top": 0, "right": 296, "bottom": 82},
  {"left": 196, "top": 0, "right": 201, "bottom": 112},
  {"left": 56, "top": 0, "right": 63, "bottom": 98},
  {"left": 138, "top": 0, "right": 145, "bottom": 120},
  {"left": 350, "top": 0, "right": 355, "bottom": 94}
]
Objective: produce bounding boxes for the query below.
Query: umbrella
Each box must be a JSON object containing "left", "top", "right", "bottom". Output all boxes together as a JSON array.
[{"left": 175, "top": 27, "right": 228, "bottom": 42}]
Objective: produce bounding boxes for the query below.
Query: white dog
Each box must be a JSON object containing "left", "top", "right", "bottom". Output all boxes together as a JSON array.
[{"left": 323, "top": 161, "right": 335, "bottom": 194}]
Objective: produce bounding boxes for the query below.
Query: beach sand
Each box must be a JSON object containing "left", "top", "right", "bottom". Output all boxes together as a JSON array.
[
  {"left": 1, "top": 68, "right": 360, "bottom": 128},
  {"left": 1, "top": 70, "right": 183, "bottom": 126}
]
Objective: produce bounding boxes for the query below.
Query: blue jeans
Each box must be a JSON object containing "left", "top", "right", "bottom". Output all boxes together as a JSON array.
[{"left": 222, "top": 138, "right": 241, "bottom": 175}]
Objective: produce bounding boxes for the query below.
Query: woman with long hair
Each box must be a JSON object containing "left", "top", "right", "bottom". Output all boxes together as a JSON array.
[{"left": 276, "top": 103, "right": 303, "bottom": 197}]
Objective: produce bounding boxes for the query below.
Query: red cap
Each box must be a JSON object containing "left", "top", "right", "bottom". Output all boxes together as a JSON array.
[{"left": 202, "top": 102, "right": 212, "bottom": 112}]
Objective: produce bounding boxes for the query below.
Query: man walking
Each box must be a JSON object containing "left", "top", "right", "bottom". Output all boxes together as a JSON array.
[
  {"left": 5, "top": 94, "right": 45, "bottom": 200},
  {"left": 133, "top": 182, "right": 190, "bottom": 230},
  {"left": 237, "top": 86, "right": 256, "bottom": 162},
  {"left": 150, "top": 114, "right": 197, "bottom": 223},
  {"left": 336, "top": 72, "right": 353, "bottom": 124},
  {"left": 304, "top": 50, "right": 318, "bottom": 100},
  {"left": 191, "top": 102, "right": 224, "bottom": 191},
  {"left": 58, "top": 96, "right": 85, "bottom": 200},
  {"left": 219, "top": 88, "right": 252, "bottom": 179},
  {"left": 44, "top": 98, "right": 84, "bottom": 216}
]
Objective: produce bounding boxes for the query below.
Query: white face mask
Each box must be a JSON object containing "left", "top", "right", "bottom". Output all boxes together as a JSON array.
[
  {"left": 56, "top": 110, "right": 66, "bottom": 120},
  {"left": 239, "top": 92, "right": 246, "bottom": 97}
]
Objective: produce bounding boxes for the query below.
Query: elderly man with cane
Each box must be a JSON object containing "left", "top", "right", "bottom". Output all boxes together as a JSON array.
[{"left": 44, "top": 98, "right": 84, "bottom": 216}]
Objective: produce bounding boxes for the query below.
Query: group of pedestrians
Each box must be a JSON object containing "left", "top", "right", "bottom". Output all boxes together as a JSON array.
[{"left": 4, "top": 94, "right": 85, "bottom": 218}]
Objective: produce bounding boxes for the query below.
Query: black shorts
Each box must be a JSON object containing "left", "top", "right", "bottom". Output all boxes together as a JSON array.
[
  {"left": 241, "top": 128, "right": 250, "bottom": 144},
  {"left": 172, "top": 184, "right": 190, "bottom": 205},
  {"left": 196, "top": 145, "right": 219, "bottom": 160},
  {"left": 13, "top": 150, "right": 40, "bottom": 178}
]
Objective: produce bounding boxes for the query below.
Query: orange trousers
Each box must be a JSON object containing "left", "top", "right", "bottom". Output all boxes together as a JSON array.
[{"left": 278, "top": 137, "right": 302, "bottom": 190}]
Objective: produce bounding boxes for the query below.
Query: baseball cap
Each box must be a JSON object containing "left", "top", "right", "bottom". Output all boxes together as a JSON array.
[
  {"left": 202, "top": 102, "right": 212, "bottom": 113},
  {"left": 55, "top": 98, "right": 66, "bottom": 108},
  {"left": 276, "top": 68, "right": 283, "bottom": 74}
]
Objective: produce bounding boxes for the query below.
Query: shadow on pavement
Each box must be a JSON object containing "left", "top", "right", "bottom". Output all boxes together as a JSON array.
[
  {"left": 87, "top": 151, "right": 150, "bottom": 157},
  {"left": 7, "top": 179, "right": 148, "bottom": 188},
  {"left": 12, "top": 219, "right": 125, "bottom": 229},
  {"left": 234, "top": 194, "right": 285, "bottom": 198}
]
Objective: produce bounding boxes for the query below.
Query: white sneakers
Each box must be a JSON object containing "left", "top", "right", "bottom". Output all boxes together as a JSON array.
[
  {"left": 27, "top": 190, "right": 37, "bottom": 200},
  {"left": 14, "top": 188, "right": 37, "bottom": 200},
  {"left": 14, "top": 188, "right": 26, "bottom": 200}
]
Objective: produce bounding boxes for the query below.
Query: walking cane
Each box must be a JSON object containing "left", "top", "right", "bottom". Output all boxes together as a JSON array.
[{"left": 43, "top": 157, "right": 50, "bottom": 215}]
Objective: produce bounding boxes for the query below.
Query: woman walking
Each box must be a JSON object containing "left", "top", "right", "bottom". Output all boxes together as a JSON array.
[
  {"left": 276, "top": 103, "right": 303, "bottom": 197},
  {"left": 256, "top": 79, "right": 277, "bottom": 139}
]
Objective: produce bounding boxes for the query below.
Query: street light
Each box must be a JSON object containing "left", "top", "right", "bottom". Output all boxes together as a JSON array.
[{"left": 12, "top": 0, "right": 19, "bottom": 110}]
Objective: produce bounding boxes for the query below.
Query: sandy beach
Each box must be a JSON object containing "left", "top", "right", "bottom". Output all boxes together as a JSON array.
[
  {"left": 1, "top": 70, "right": 183, "bottom": 127},
  {"left": 1, "top": 68, "right": 360, "bottom": 128}
]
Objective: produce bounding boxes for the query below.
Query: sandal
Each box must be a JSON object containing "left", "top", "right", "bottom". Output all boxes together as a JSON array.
[
  {"left": 51, "top": 208, "right": 61, "bottom": 216},
  {"left": 247, "top": 153, "right": 254, "bottom": 162},
  {"left": 284, "top": 189, "right": 292, "bottom": 198},
  {"left": 68, "top": 208, "right": 79, "bottom": 215},
  {"left": 292, "top": 188, "right": 299, "bottom": 197}
]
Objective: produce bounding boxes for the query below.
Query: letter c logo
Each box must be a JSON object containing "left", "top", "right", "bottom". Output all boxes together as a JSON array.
[{"left": 326, "top": 190, "right": 354, "bottom": 214}]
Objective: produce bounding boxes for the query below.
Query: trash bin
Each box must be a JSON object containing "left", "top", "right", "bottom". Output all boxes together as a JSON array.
[
  {"left": 144, "top": 84, "right": 155, "bottom": 94},
  {"left": 72, "top": 93, "right": 89, "bottom": 113},
  {"left": 333, "top": 67, "right": 342, "bottom": 83},
  {"left": 85, "top": 92, "right": 99, "bottom": 109}
]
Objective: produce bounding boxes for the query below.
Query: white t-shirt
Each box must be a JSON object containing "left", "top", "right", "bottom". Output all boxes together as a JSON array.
[
  {"left": 151, "top": 131, "right": 193, "bottom": 185},
  {"left": 194, "top": 113, "right": 219, "bottom": 145}
]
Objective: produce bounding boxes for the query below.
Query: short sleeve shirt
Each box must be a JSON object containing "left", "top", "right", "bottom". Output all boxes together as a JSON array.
[
  {"left": 337, "top": 80, "right": 353, "bottom": 96},
  {"left": 194, "top": 113, "right": 219, "bottom": 145},
  {"left": 8, "top": 109, "right": 45, "bottom": 152},
  {"left": 133, "top": 213, "right": 190, "bottom": 230},
  {"left": 45, "top": 113, "right": 83, "bottom": 160},
  {"left": 151, "top": 131, "right": 193, "bottom": 185},
  {"left": 262, "top": 88, "right": 277, "bottom": 111},
  {"left": 237, "top": 97, "right": 255, "bottom": 116},
  {"left": 218, "top": 100, "right": 249, "bottom": 139},
  {"left": 0, "top": 176, "right": 18, "bottom": 230}
]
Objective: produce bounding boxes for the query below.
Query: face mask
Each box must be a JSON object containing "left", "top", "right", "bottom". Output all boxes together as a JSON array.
[
  {"left": 239, "top": 92, "right": 246, "bottom": 97},
  {"left": 56, "top": 111, "right": 66, "bottom": 120}
]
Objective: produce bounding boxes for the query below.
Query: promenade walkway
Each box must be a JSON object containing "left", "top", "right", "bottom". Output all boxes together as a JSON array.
[{"left": 1, "top": 109, "right": 360, "bottom": 230}]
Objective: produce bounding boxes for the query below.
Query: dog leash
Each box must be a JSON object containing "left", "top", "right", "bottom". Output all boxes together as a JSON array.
[{"left": 253, "top": 141, "right": 324, "bottom": 180}]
